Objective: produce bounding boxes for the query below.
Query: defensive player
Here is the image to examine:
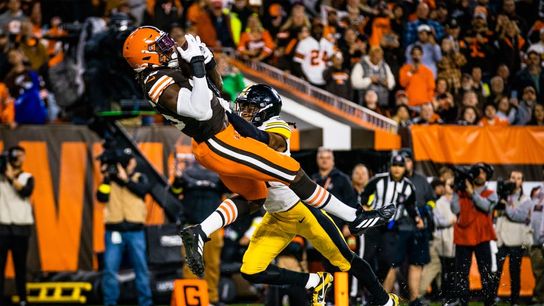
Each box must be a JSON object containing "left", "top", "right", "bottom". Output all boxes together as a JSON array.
[
  {"left": 122, "top": 26, "right": 395, "bottom": 277},
  {"left": 233, "top": 84, "right": 399, "bottom": 306}
]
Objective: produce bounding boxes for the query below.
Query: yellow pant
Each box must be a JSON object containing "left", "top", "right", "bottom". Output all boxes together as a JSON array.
[
  {"left": 183, "top": 229, "right": 224, "bottom": 303},
  {"left": 241, "top": 202, "right": 353, "bottom": 275}
]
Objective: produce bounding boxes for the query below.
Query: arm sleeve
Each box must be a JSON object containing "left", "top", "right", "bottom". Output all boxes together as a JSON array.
[
  {"left": 505, "top": 198, "right": 533, "bottom": 223},
  {"left": 261, "top": 31, "right": 275, "bottom": 57},
  {"left": 434, "top": 209, "right": 453, "bottom": 227},
  {"left": 433, "top": 44, "right": 443, "bottom": 62},
  {"left": 427, "top": 70, "right": 436, "bottom": 99},
  {"left": 226, "top": 111, "right": 270, "bottom": 144},
  {"left": 96, "top": 178, "right": 111, "bottom": 203},
  {"left": 385, "top": 64, "right": 395, "bottom": 90},
  {"left": 176, "top": 76, "right": 213, "bottom": 121},
  {"left": 350, "top": 62, "right": 371, "bottom": 89},
  {"left": 360, "top": 176, "right": 379, "bottom": 206},
  {"left": 17, "top": 176, "right": 34, "bottom": 198},
  {"left": 399, "top": 65, "right": 411, "bottom": 88},
  {"left": 293, "top": 43, "right": 306, "bottom": 64},
  {"left": 451, "top": 192, "right": 460, "bottom": 214},
  {"left": 404, "top": 184, "right": 420, "bottom": 220},
  {"left": 237, "top": 33, "right": 249, "bottom": 52},
  {"left": 126, "top": 173, "right": 151, "bottom": 199},
  {"left": 472, "top": 189, "right": 498, "bottom": 212}
]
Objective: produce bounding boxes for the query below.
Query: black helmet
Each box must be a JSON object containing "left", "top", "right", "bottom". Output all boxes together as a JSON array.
[{"left": 235, "top": 84, "right": 282, "bottom": 126}]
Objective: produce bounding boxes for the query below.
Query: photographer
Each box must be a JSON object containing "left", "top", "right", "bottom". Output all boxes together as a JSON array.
[
  {"left": 450, "top": 163, "right": 498, "bottom": 306},
  {"left": 0, "top": 146, "right": 33, "bottom": 306},
  {"left": 494, "top": 170, "right": 532, "bottom": 305},
  {"left": 96, "top": 148, "right": 153, "bottom": 306},
  {"left": 171, "top": 154, "right": 227, "bottom": 306}
]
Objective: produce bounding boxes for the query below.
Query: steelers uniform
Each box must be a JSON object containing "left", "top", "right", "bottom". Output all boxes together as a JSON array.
[
  {"left": 139, "top": 68, "right": 300, "bottom": 201},
  {"left": 240, "top": 116, "right": 355, "bottom": 275}
]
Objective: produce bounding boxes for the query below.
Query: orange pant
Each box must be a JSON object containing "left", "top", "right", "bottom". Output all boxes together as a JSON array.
[{"left": 192, "top": 123, "right": 300, "bottom": 200}]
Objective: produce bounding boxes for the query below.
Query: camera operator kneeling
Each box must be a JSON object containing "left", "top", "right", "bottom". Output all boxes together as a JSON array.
[
  {"left": 494, "top": 171, "right": 533, "bottom": 305},
  {"left": 449, "top": 163, "right": 497, "bottom": 306},
  {"left": 0, "top": 146, "right": 34, "bottom": 306},
  {"left": 96, "top": 148, "right": 153, "bottom": 306}
]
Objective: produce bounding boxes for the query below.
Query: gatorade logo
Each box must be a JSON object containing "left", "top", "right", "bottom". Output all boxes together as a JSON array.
[{"left": 171, "top": 279, "right": 209, "bottom": 306}]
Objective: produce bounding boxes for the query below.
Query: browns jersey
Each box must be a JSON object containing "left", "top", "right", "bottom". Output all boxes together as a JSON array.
[{"left": 139, "top": 68, "right": 227, "bottom": 143}]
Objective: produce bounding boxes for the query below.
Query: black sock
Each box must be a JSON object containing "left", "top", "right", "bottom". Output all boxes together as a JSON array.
[
  {"left": 350, "top": 256, "right": 389, "bottom": 305},
  {"left": 241, "top": 264, "right": 309, "bottom": 286}
]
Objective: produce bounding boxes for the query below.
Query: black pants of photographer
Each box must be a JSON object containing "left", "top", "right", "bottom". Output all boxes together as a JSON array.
[
  {"left": 265, "top": 285, "right": 308, "bottom": 306},
  {"left": 439, "top": 256, "right": 456, "bottom": 301},
  {"left": 495, "top": 246, "right": 523, "bottom": 304},
  {"left": 0, "top": 226, "right": 30, "bottom": 303},
  {"left": 453, "top": 242, "right": 495, "bottom": 306}
]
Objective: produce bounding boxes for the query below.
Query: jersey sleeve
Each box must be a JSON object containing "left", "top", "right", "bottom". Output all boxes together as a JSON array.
[
  {"left": 143, "top": 70, "right": 177, "bottom": 104},
  {"left": 294, "top": 41, "right": 306, "bottom": 63},
  {"left": 262, "top": 119, "right": 291, "bottom": 140}
]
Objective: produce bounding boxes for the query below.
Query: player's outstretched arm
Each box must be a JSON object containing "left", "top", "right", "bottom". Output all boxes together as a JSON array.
[{"left": 226, "top": 112, "right": 287, "bottom": 151}]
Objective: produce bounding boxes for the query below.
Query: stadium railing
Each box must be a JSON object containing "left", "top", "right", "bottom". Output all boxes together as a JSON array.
[{"left": 230, "top": 53, "right": 399, "bottom": 133}]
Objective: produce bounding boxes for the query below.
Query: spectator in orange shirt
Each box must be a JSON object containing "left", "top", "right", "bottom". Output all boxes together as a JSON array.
[
  {"left": 399, "top": 46, "right": 435, "bottom": 107},
  {"left": 187, "top": 0, "right": 217, "bottom": 48},
  {"left": 368, "top": 2, "right": 392, "bottom": 48},
  {"left": 479, "top": 103, "right": 510, "bottom": 126},
  {"left": 238, "top": 14, "right": 275, "bottom": 62},
  {"left": 44, "top": 16, "right": 67, "bottom": 68}
]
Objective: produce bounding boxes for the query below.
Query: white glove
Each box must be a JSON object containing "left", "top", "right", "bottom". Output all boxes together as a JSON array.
[
  {"left": 177, "top": 34, "right": 204, "bottom": 63},
  {"left": 199, "top": 41, "right": 214, "bottom": 65},
  {"left": 218, "top": 97, "right": 232, "bottom": 113}
]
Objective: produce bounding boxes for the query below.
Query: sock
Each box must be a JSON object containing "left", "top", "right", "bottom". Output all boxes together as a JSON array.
[
  {"left": 200, "top": 199, "right": 239, "bottom": 237},
  {"left": 242, "top": 264, "right": 309, "bottom": 286},
  {"left": 350, "top": 256, "right": 389, "bottom": 304},
  {"left": 289, "top": 172, "right": 357, "bottom": 222},
  {"left": 305, "top": 273, "right": 320, "bottom": 289},
  {"left": 304, "top": 185, "right": 356, "bottom": 221}
]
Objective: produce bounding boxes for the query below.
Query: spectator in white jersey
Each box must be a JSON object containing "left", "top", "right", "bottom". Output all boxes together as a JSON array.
[{"left": 293, "top": 23, "right": 334, "bottom": 88}]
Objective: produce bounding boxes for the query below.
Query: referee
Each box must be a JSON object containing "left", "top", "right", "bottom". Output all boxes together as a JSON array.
[{"left": 359, "top": 154, "right": 422, "bottom": 283}]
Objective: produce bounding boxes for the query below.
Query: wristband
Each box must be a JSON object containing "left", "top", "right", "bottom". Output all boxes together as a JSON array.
[
  {"left": 205, "top": 57, "right": 217, "bottom": 71},
  {"left": 190, "top": 56, "right": 206, "bottom": 78}
]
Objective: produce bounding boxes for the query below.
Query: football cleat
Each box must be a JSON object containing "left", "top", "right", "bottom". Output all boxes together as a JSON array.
[
  {"left": 311, "top": 272, "right": 334, "bottom": 306},
  {"left": 180, "top": 225, "right": 209, "bottom": 278},
  {"left": 349, "top": 204, "right": 396, "bottom": 236}
]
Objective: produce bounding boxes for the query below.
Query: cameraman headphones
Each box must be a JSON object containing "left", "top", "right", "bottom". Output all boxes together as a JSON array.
[
  {"left": 470, "top": 163, "right": 494, "bottom": 179},
  {"left": 7, "top": 146, "right": 24, "bottom": 163}
]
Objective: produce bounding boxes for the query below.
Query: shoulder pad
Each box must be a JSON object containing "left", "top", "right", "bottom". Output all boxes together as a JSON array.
[
  {"left": 143, "top": 70, "right": 177, "bottom": 104},
  {"left": 262, "top": 118, "right": 291, "bottom": 139}
]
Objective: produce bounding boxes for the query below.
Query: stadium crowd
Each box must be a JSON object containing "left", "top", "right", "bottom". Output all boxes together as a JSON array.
[
  {"left": 0, "top": 0, "right": 543, "bottom": 126},
  {"left": 1, "top": 0, "right": 544, "bottom": 305}
]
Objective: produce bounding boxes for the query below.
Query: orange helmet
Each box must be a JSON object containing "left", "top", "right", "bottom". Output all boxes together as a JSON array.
[{"left": 123, "top": 26, "right": 177, "bottom": 72}]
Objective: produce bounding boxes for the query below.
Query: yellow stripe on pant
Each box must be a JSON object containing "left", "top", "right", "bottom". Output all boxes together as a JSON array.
[{"left": 241, "top": 202, "right": 353, "bottom": 275}]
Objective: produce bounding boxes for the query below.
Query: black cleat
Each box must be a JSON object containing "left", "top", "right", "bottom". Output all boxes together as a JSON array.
[
  {"left": 349, "top": 204, "right": 396, "bottom": 236},
  {"left": 180, "top": 225, "right": 209, "bottom": 278}
]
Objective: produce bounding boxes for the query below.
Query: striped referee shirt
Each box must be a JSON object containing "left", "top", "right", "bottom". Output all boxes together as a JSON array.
[{"left": 361, "top": 172, "right": 419, "bottom": 221}]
